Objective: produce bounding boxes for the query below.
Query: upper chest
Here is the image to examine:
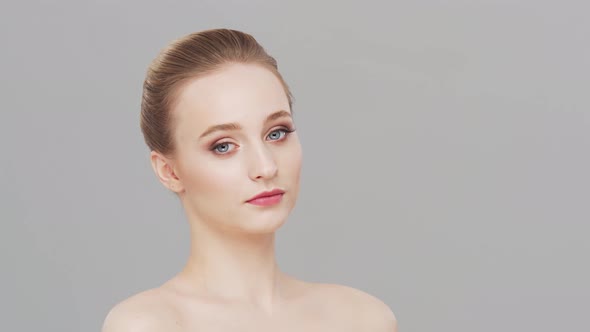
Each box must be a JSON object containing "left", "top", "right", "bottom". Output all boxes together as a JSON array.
[{"left": 171, "top": 298, "right": 365, "bottom": 332}]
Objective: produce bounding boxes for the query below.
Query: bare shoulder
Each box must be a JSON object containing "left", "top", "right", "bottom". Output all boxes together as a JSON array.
[
  {"left": 101, "top": 288, "right": 181, "bottom": 332},
  {"left": 315, "top": 283, "right": 398, "bottom": 331}
]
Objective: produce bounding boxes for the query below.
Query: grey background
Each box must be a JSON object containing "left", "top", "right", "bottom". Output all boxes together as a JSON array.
[{"left": 1, "top": 1, "right": 588, "bottom": 331}]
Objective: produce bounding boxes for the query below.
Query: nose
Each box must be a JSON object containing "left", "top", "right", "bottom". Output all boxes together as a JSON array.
[{"left": 248, "top": 143, "right": 278, "bottom": 181}]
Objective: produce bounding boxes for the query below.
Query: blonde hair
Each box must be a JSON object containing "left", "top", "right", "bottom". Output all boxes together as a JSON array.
[{"left": 140, "top": 28, "right": 294, "bottom": 157}]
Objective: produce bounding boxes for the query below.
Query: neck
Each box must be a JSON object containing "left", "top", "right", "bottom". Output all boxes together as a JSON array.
[{"left": 177, "top": 217, "right": 286, "bottom": 313}]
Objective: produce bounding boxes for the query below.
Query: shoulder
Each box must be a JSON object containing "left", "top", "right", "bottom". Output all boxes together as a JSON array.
[
  {"left": 101, "top": 288, "right": 181, "bottom": 332},
  {"left": 316, "top": 283, "right": 398, "bottom": 331}
]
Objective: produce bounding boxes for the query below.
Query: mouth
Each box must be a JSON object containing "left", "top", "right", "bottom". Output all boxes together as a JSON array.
[{"left": 246, "top": 188, "right": 285, "bottom": 206}]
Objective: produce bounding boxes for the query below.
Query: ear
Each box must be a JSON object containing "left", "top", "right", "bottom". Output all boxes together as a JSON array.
[{"left": 150, "top": 150, "right": 185, "bottom": 194}]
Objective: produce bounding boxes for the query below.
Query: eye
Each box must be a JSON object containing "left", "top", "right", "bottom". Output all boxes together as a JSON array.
[
  {"left": 211, "top": 142, "right": 236, "bottom": 155},
  {"left": 267, "top": 127, "right": 295, "bottom": 141}
]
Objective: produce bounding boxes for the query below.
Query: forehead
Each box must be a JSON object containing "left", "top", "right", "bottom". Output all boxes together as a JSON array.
[{"left": 172, "top": 63, "right": 290, "bottom": 138}]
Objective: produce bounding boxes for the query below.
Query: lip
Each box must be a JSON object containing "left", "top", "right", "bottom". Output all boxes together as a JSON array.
[{"left": 246, "top": 188, "right": 285, "bottom": 203}]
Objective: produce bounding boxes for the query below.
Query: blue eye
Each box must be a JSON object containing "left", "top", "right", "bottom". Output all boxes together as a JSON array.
[
  {"left": 212, "top": 142, "right": 236, "bottom": 154},
  {"left": 267, "top": 127, "right": 295, "bottom": 141},
  {"left": 267, "top": 129, "right": 286, "bottom": 141}
]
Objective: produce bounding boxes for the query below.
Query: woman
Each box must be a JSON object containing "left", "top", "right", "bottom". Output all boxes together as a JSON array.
[{"left": 102, "top": 28, "right": 398, "bottom": 331}]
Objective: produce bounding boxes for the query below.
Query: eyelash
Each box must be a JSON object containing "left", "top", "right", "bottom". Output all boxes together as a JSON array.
[{"left": 210, "top": 126, "right": 296, "bottom": 155}]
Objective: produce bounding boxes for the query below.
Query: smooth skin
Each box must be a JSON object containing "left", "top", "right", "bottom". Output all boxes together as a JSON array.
[{"left": 101, "top": 63, "right": 398, "bottom": 331}]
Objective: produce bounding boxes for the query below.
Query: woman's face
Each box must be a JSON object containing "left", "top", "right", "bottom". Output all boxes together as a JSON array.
[{"left": 162, "top": 63, "right": 302, "bottom": 234}]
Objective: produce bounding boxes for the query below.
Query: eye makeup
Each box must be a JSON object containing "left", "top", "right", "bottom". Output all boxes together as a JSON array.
[{"left": 208, "top": 123, "right": 296, "bottom": 155}]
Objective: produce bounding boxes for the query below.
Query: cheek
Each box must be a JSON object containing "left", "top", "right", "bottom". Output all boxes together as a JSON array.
[
  {"left": 180, "top": 154, "right": 241, "bottom": 200},
  {"left": 278, "top": 142, "right": 302, "bottom": 208},
  {"left": 281, "top": 140, "right": 303, "bottom": 179}
]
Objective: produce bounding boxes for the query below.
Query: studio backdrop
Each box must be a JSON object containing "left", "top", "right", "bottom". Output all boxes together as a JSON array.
[{"left": 1, "top": 1, "right": 588, "bottom": 331}]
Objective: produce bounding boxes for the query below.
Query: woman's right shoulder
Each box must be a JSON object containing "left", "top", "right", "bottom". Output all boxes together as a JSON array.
[{"left": 101, "top": 288, "right": 181, "bottom": 332}]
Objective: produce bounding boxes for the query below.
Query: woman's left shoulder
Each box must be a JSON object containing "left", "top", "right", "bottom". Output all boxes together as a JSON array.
[{"left": 315, "top": 283, "right": 398, "bottom": 331}]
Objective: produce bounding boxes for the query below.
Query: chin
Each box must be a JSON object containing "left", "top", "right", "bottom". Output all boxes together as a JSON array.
[{"left": 239, "top": 210, "right": 290, "bottom": 234}]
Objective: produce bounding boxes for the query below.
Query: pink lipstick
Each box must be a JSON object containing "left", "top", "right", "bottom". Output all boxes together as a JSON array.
[{"left": 246, "top": 188, "right": 285, "bottom": 206}]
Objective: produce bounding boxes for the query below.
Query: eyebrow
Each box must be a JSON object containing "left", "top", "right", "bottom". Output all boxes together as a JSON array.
[{"left": 198, "top": 110, "right": 292, "bottom": 139}]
